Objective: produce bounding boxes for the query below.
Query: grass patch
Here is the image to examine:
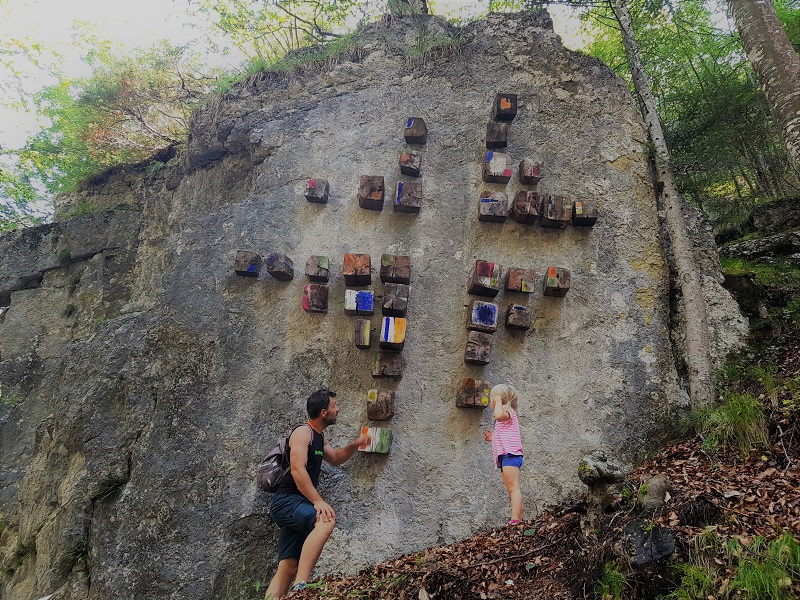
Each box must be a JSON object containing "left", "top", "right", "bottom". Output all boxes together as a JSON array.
[
  {"left": 690, "top": 391, "right": 768, "bottom": 457},
  {"left": 720, "top": 256, "right": 800, "bottom": 289},
  {"left": 595, "top": 560, "right": 629, "bottom": 600},
  {"left": 61, "top": 202, "right": 102, "bottom": 220}
]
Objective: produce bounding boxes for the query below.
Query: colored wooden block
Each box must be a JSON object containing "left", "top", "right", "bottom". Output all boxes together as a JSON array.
[
  {"left": 404, "top": 117, "right": 427, "bottom": 145},
  {"left": 399, "top": 151, "right": 422, "bottom": 177},
  {"left": 506, "top": 268, "right": 536, "bottom": 293},
  {"left": 343, "top": 253, "right": 371, "bottom": 286},
  {"left": 468, "top": 260, "right": 502, "bottom": 297},
  {"left": 478, "top": 191, "right": 508, "bottom": 223},
  {"left": 358, "top": 176, "right": 385, "bottom": 210},
  {"left": 371, "top": 351, "right": 404, "bottom": 378},
  {"left": 464, "top": 331, "right": 493, "bottom": 365},
  {"left": 467, "top": 300, "right": 499, "bottom": 333},
  {"left": 354, "top": 319, "right": 372, "bottom": 349},
  {"left": 572, "top": 199, "right": 599, "bottom": 226},
  {"left": 345, "top": 289, "right": 374, "bottom": 316},
  {"left": 519, "top": 159, "right": 544, "bottom": 185},
  {"left": 305, "top": 255, "right": 330, "bottom": 282},
  {"left": 266, "top": 253, "right": 294, "bottom": 281},
  {"left": 543, "top": 266, "right": 571, "bottom": 297},
  {"left": 380, "top": 254, "right": 411, "bottom": 284},
  {"left": 482, "top": 152, "right": 512, "bottom": 184},
  {"left": 492, "top": 93, "right": 518, "bottom": 122},
  {"left": 304, "top": 178, "right": 329, "bottom": 203},
  {"left": 394, "top": 181, "right": 422, "bottom": 213},
  {"left": 456, "top": 378, "right": 491, "bottom": 408},
  {"left": 367, "top": 389, "right": 395, "bottom": 421},
  {"left": 541, "top": 194, "right": 573, "bottom": 228},
  {"left": 359, "top": 426, "right": 392, "bottom": 453},
  {"left": 379, "top": 316, "right": 407, "bottom": 351},
  {"left": 486, "top": 121, "right": 509, "bottom": 149},
  {"left": 234, "top": 250, "right": 263, "bottom": 277},
  {"left": 302, "top": 284, "right": 328, "bottom": 313},
  {"left": 382, "top": 283, "right": 409, "bottom": 317},
  {"left": 511, "top": 191, "right": 542, "bottom": 224},
  {"left": 505, "top": 303, "right": 531, "bottom": 330}
]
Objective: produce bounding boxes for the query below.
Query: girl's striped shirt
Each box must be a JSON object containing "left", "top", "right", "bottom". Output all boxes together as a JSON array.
[{"left": 491, "top": 408, "right": 523, "bottom": 468}]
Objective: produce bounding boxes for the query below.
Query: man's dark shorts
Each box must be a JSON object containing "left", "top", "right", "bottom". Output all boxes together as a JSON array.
[{"left": 271, "top": 493, "right": 316, "bottom": 561}]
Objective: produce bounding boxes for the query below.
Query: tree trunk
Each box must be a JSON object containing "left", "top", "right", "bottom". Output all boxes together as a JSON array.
[
  {"left": 612, "top": 0, "right": 715, "bottom": 409},
  {"left": 729, "top": 0, "right": 800, "bottom": 173}
]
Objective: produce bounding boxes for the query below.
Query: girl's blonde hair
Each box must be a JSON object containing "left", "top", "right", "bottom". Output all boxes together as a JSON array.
[{"left": 490, "top": 384, "right": 519, "bottom": 411}]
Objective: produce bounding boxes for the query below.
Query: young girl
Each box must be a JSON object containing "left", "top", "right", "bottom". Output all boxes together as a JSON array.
[{"left": 483, "top": 384, "right": 524, "bottom": 525}]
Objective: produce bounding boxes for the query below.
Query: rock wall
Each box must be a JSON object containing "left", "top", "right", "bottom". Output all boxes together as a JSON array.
[{"left": 0, "top": 12, "right": 745, "bottom": 600}]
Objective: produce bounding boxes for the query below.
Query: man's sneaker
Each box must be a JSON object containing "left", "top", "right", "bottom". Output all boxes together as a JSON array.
[{"left": 290, "top": 581, "right": 307, "bottom": 592}]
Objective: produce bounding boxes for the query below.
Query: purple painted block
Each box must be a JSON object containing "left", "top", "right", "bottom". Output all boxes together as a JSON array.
[{"left": 467, "top": 300, "right": 499, "bottom": 333}]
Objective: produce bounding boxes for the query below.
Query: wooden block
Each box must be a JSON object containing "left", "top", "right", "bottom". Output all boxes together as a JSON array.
[
  {"left": 519, "top": 159, "right": 543, "bottom": 185},
  {"left": 367, "top": 389, "right": 395, "bottom": 421},
  {"left": 234, "top": 250, "right": 263, "bottom": 277},
  {"left": 345, "top": 289, "right": 374, "bottom": 316},
  {"left": 482, "top": 152, "right": 512, "bottom": 184},
  {"left": 506, "top": 268, "right": 536, "bottom": 293},
  {"left": 467, "top": 300, "right": 499, "bottom": 333},
  {"left": 492, "top": 93, "right": 517, "bottom": 122},
  {"left": 382, "top": 283, "right": 409, "bottom": 317},
  {"left": 541, "top": 194, "right": 573, "bottom": 228},
  {"left": 478, "top": 191, "right": 508, "bottom": 223},
  {"left": 456, "top": 378, "right": 491, "bottom": 408},
  {"left": 404, "top": 117, "right": 427, "bottom": 145},
  {"left": 464, "top": 331, "right": 493, "bottom": 365},
  {"left": 354, "top": 319, "right": 372, "bottom": 349},
  {"left": 486, "top": 121, "right": 509, "bottom": 149},
  {"left": 266, "top": 253, "right": 294, "bottom": 281},
  {"left": 305, "top": 255, "right": 330, "bottom": 282},
  {"left": 511, "top": 191, "right": 542, "bottom": 224},
  {"left": 358, "top": 176, "right": 385, "bottom": 210},
  {"left": 343, "top": 253, "right": 371, "bottom": 286},
  {"left": 572, "top": 199, "right": 599, "bottom": 226},
  {"left": 399, "top": 151, "right": 422, "bottom": 177},
  {"left": 379, "top": 316, "right": 407, "bottom": 351},
  {"left": 468, "top": 260, "right": 501, "bottom": 297},
  {"left": 543, "top": 266, "right": 571, "bottom": 297},
  {"left": 302, "top": 284, "right": 328, "bottom": 313},
  {"left": 380, "top": 254, "right": 411, "bottom": 284},
  {"left": 371, "top": 351, "right": 404, "bottom": 378},
  {"left": 394, "top": 181, "right": 422, "bottom": 213},
  {"left": 359, "top": 426, "right": 392, "bottom": 453},
  {"left": 304, "top": 178, "right": 329, "bottom": 203},
  {"left": 505, "top": 303, "right": 531, "bottom": 330}
]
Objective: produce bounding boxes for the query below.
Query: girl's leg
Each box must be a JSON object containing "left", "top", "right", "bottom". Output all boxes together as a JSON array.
[{"left": 501, "top": 465, "right": 523, "bottom": 521}]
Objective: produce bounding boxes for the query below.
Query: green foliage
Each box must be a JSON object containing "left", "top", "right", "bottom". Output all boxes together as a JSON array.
[
  {"left": 730, "top": 534, "right": 800, "bottom": 599},
  {"left": 0, "top": 160, "right": 48, "bottom": 232},
  {"left": 663, "top": 563, "right": 715, "bottom": 599},
  {"left": 595, "top": 560, "right": 628, "bottom": 600},
  {"left": 720, "top": 256, "right": 800, "bottom": 290},
  {"left": 0, "top": 381, "right": 23, "bottom": 406},
  {"left": 61, "top": 202, "right": 101, "bottom": 220},
  {"left": 691, "top": 391, "right": 768, "bottom": 457}
]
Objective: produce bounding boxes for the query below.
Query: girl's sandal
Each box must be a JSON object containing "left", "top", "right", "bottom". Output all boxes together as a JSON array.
[{"left": 507, "top": 519, "right": 521, "bottom": 526}]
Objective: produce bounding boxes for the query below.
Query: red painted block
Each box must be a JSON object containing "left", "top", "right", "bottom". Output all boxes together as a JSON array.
[
  {"left": 302, "top": 283, "right": 328, "bottom": 313},
  {"left": 519, "top": 159, "right": 543, "bottom": 185},
  {"left": 304, "top": 178, "right": 329, "bottom": 203},
  {"left": 468, "top": 260, "right": 502, "bottom": 297}
]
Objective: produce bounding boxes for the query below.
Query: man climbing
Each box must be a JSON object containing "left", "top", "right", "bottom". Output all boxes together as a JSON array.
[{"left": 265, "top": 389, "right": 369, "bottom": 599}]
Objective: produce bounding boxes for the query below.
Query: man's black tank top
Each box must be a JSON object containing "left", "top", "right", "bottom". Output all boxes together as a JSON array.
[{"left": 275, "top": 424, "right": 324, "bottom": 496}]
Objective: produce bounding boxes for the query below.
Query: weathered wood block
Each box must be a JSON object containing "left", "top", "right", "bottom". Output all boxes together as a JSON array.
[
  {"left": 234, "top": 250, "right": 263, "bottom": 277},
  {"left": 467, "top": 300, "right": 499, "bottom": 333},
  {"left": 302, "top": 284, "right": 328, "bottom": 313},
  {"left": 478, "top": 191, "right": 508, "bottom": 223},
  {"left": 343, "top": 253, "right": 371, "bottom": 286},
  {"left": 492, "top": 93, "right": 518, "bottom": 122},
  {"left": 456, "top": 378, "right": 491, "bottom": 408},
  {"left": 380, "top": 254, "right": 411, "bottom": 284},
  {"left": 505, "top": 303, "right": 531, "bottom": 330},
  {"left": 404, "top": 117, "right": 427, "bottom": 145},
  {"left": 394, "top": 181, "right": 422, "bottom": 213},
  {"left": 511, "top": 191, "right": 542, "bottom": 224},
  {"left": 382, "top": 283, "right": 409, "bottom": 317},
  {"left": 464, "top": 330, "right": 493, "bottom": 365},
  {"left": 345, "top": 289, "right": 374, "bottom": 316},
  {"left": 468, "top": 260, "right": 502, "bottom": 297},
  {"left": 543, "top": 266, "right": 571, "bottom": 297},
  {"left": 486, "top": 121, "right": 509, "bottom": 149},
  {"left": 367, "top": 389, "right": 395, "bottom": 421},
  {"left": 519, "top": 159, "right": 544, "bottom": 185},
  {"left": 359, "top": 426, "right": 392, "bottom": 453},
  {"left": 541, "top": 194, "right": 573, "bottom": 228},
  {"left": 482, "top": 151, "right": 512, "bottom": 184},
  {"left": 266, "top": 253, "right": 294, "bottom": 281},
  {"left": 354, "top": 319, "right": 372, "bottom": 349},
  {"left": 371, "top": 351, "right": 404, "bottom": 378},
  {"left": 379, "top": 316, "right": 407, "bottom": 351},
  {"left": 506, "top": 268, "right": 537, "bottom": 293},
  {"left": 358, "top": 176, "right": 385, "bottom": 210},
  {"left": 304, "top": 178, "right": 329, "bottom": 203},
  {"left": 305, "top": 255, "right": 330, "bottom": 282},
  {"left": 399, "top": 151, "right": 422, "bottom": 177},
  {"left": 572, "top": 199, "right": 599, "bottom": 226}
]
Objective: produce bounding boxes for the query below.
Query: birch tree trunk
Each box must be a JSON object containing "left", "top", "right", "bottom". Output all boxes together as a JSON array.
[
  {"left": 729, "top": 0, "right": 800, "bottom": 174},
  {"left": 611, "top": 0, "right": 715, "bottom": 409}
]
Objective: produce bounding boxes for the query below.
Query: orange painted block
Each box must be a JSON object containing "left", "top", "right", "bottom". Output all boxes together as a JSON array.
[
  {"left": 543, "top": 266, "right": 571, "bottom": 297},
  {"left": 343, "top": 253, "right": 371, "bottom": 286},
  {"left": 379, "top": 317, "right": 407, "bottom": 351}
]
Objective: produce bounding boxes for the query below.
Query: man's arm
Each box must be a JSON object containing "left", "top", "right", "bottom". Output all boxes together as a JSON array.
[
  {"left": 288, "top": 426, "right": 335, "bottom": 521},
  {"left": 322, "top": 432, "right": 370, "bottom": 466}
]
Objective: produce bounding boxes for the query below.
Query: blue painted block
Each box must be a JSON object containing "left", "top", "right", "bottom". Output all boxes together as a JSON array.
[{"left": 467, "top": 300, "right": 499, "bottom": 333}]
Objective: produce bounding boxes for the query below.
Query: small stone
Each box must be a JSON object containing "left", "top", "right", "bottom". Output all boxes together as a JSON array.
[
  {"left": 358, "top": 426, "right": 392, "bottom": 453},
  {"left": 304, "top": 178, "right": 329, "bottom": 203},
  {"left": 505, "top": 304, "right": 531, "bottom": 330},
  {"left": 506, "top": 268, "right": 536, "bottom": 292},
  {"left": 367, "top": 389, "right": 395, "bottom": 421},
  {"left": 468, "top": 260, "right": 502, "bottom": 297},
  {"left": 266, "top": 253, "right": 294, "bottom": 281},
  {"left": 486, "top": 121, "right": 509, "bottom": 149},
  {"left": 345, "top": 289, "right": 374, "bottom": 316},
  {"left": 399, "top": 151, "right": 422, "bottom": 177},
  {"left": 234, "top": 250, "right": 263, "bottom": 277},
  {"left": 572, "top": 199, "right": 599, "bottom": 226},
  {"left": 464, "top": 330, "right": 493, "bottom": 365},
  {"left": 492, "top": 93, "right": 517, "bottom": 122},
  {"left": 358, "top": 176, "right": 385, "bottom": 210},
  {"left": 478, "top": 191, "right": 508, "bottom": 223},
  {"left": 371, "top": 351, "right": 404, "bottom": 378},
  {"left": 394, "top": 181, "right": 422, "bottom": 213},
  {"left": 380, "top": 254, "right": 411, "bottom": 284},
  {"left": 456, "top": 377, "right": 492, "bottom": 408},
  {"left": 302, "top": 283, "right": 328, "bottom": 313},
  {"left": 511, "top": 191, "right": 542, "bottom": 224},
  {"left": 305, "top": 256, "right": 330, "bottom": 282},
  {"left": 541, "top": 194, "right": 572, "bottom": 228},
  {"left": 343, "top": 253, "right": 371, "bottom": 286},
  {"left": 543, "top": 266, "right": 571, "bottom": 297},
  {"left": 482, "top": 152, "right": 512, "bottom": 184},
  {"left": 354, "top": 319, "right": 371, "bottom": 348},
  {"left": 382, "top": 283, "right": 409, "bottom": 317},
  {"left": 519, "top": 159, "right": 543, "bottom": 185},
  {"left": 404, "top": 117, "right": 427, "bottom": 145},
  {"left": 467, "top": 300, "right": 499, "bottom": 333}
]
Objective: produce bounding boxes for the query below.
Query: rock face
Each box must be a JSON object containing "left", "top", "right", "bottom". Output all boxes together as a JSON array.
[{"left": 0, "top": 12, "right": 746, "bottom": 600}]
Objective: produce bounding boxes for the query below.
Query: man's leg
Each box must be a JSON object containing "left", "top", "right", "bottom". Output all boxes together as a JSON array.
[
  {"left": 264, "top": 557, "right": 298, "bottom": 599},
  {"left": 294, "top": 516, "right": 336, "bottom": 585}
]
